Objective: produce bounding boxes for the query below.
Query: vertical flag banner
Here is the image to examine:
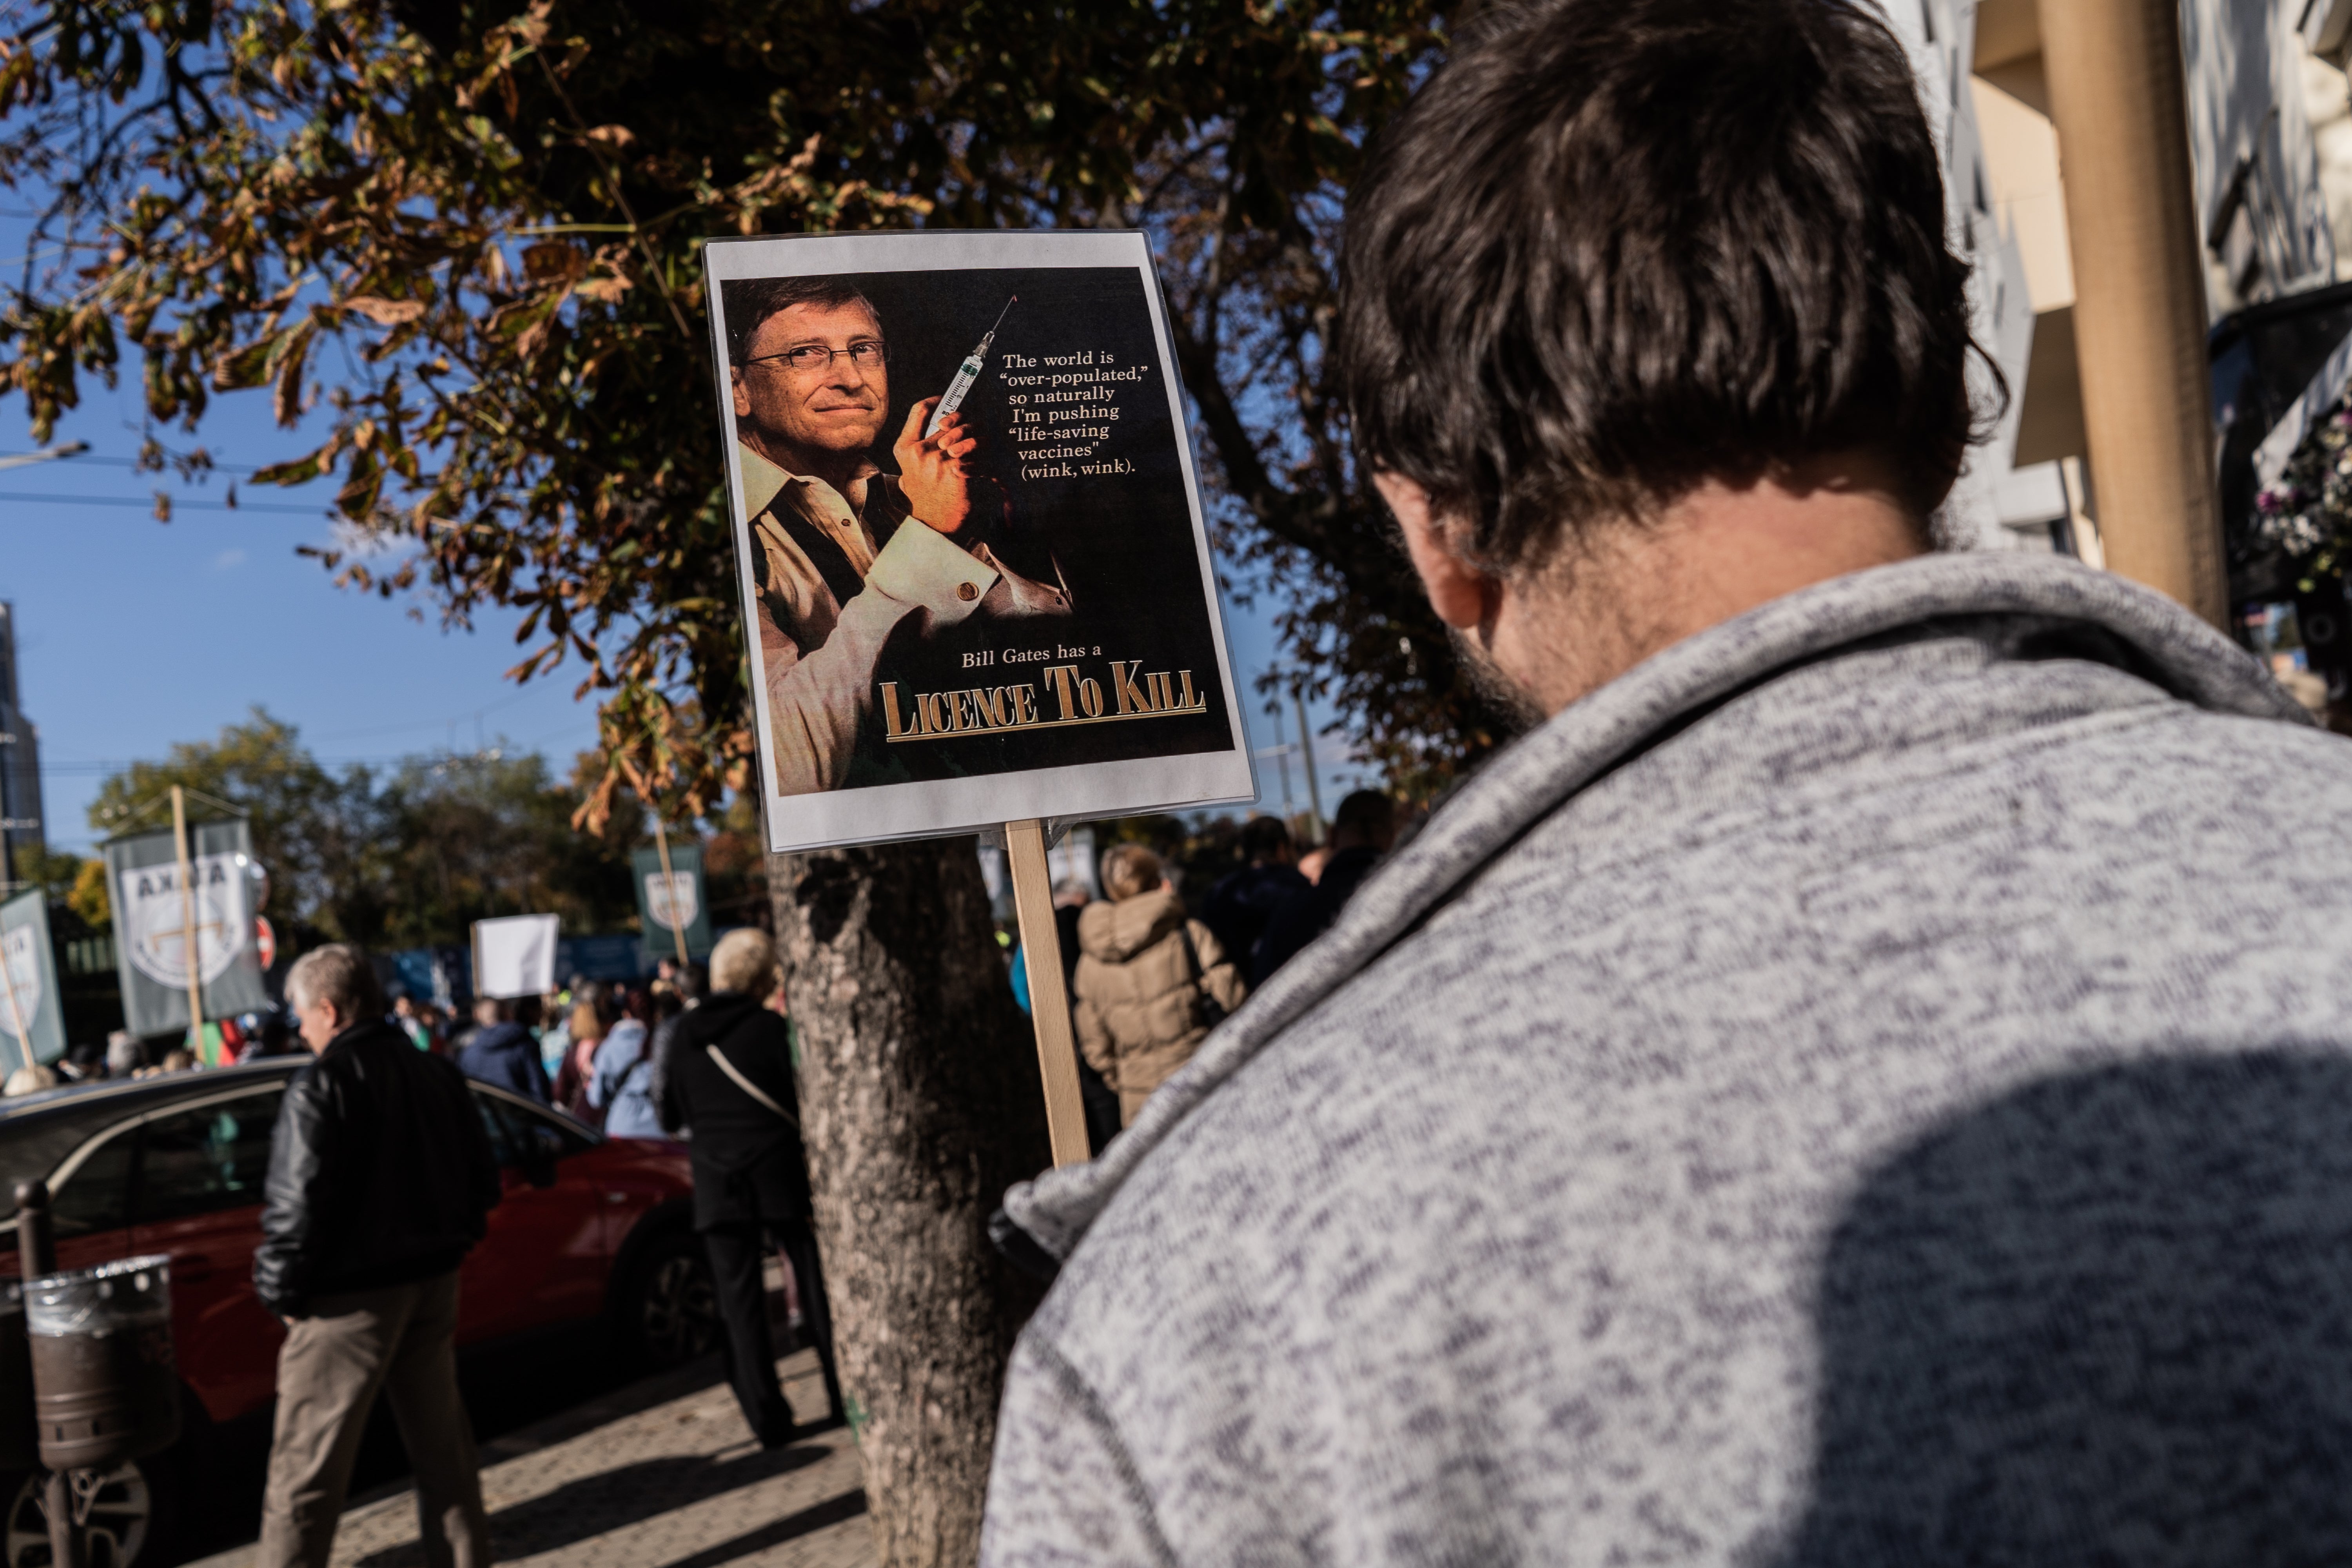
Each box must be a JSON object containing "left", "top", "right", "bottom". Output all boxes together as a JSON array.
[
  {"left": 0, "top": 889, "right": 64, "bottom": 1069},
  {"left": 473, "top": 914, "right": 559, "bottom": 1000},
  {"left": 632, "top": 843, "right": 713, "bottom": 963},
  {"left": 104, "top": 818, "right": 270, "bottom": 1038}
]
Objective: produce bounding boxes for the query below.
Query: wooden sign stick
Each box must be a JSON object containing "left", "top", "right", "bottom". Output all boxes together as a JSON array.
[
  {"left": 171, "top": 785, "right": 207, "bottom": 1062},
  {"left": 651, "top": 818, "right": 692, "bottom": 967},
  {"left": 1004, "top": 818, "right": 1090, "bottom": 1167}
]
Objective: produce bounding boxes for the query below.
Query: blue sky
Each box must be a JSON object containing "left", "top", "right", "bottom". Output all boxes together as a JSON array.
[{"left": 0, "top": 349, "right": 1373, "bottom": 858}]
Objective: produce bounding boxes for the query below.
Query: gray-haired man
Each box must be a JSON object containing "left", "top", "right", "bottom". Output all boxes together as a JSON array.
[{"left": 254, "top": 944, "right": 501, "bottom": 1568}]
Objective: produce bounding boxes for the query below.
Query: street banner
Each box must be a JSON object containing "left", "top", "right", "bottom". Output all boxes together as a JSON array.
[
  {"left": 0, "top": 889, "right": 64, "bottom": 1069},
  {"left": 473, "top": 913, "right": 559, "bottom": 1000},
  {"left": 633, "top": 843, "right": 713, "bottom": 963},
  {"left": 702, "top": 229, "right": 1255, "bottom": 853},
  {"left": 105, "top": 818, "right": 270, "bottom": 1040}
]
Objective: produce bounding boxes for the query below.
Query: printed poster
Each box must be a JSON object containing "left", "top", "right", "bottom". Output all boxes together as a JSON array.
[
  {"left": 633, "top": 843, "right": 713, "bottom": 964},
  {"left": 702, "top": 230, "right": 1255, "bottom": 853},
  {"left": 0, "top": 890, "right": 63, "bottom": 1069},
  {"left": 103, "top": 818, "right": 270, "bottom": 1038}
]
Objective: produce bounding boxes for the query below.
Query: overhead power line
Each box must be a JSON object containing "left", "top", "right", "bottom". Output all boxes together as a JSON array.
[{"left": 0, "top": 491, "right": 324, "bottom": 516}]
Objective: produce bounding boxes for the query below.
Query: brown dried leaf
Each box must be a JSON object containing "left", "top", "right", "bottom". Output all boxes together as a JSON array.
[
  {"left": 341, "top": 296, "right": 425, "bottom": 325},
  {"left": 521, "top": 243, "right": 585, "bottom": 284}
]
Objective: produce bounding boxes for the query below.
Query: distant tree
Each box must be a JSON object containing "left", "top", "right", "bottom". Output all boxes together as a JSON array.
[
  {"left": 373, "top": 748, "right": 644, "bottom": 947},
  {"left": 84, "top": 715, "right": 642, "bottom": 949},
  {"left": 9, "top": 843, "right": 91, "bottom": 902},
  {"left": 87, "top": 710, "right": 376, "bottom": 938},
  {"left": 66, "top": 858, "right": 109, "bottom": 930}
]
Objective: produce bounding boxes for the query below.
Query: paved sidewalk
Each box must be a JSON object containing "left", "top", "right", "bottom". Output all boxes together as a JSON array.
[{"left": 189, "top": 1348, "right": 872, "bottom": 1568}]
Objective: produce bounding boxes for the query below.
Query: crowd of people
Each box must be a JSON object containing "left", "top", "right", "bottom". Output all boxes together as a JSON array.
[{"left": 1007, "top": 790, "right": 1402, "bottom": 1151}]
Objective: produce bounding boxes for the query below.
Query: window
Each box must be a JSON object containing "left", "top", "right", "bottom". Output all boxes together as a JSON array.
[
  {"left": 474, "top": 1092, "right": 592, "bottom": 1169},
  {"left": 132, "top": 1093, "right": 283, "bottom": 1226},
  {"left": 49, "top": 1132, "right": 136, "bottom": 1240}
]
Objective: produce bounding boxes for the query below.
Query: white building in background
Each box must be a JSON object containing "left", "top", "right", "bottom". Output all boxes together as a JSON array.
[{"left": 1878, "top": 0, "right": 2352, "bottom": 561}]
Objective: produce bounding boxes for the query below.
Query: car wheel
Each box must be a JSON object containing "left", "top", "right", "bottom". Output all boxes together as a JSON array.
[
  {"left": 1, "top": 1457, "right": 166, "bottom": 1568},
  {"left": 624, "top": 1232, "right": 720, "bottom": 1371}
]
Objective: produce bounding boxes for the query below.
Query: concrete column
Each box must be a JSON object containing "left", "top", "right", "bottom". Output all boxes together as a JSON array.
[{"left": 2036, "top": 0, "right": 2227, "bottom": 626}]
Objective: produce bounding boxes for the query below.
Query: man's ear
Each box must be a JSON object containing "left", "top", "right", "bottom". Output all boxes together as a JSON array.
[
  {"left": 730, "top": 367, "right": 751, "bottom": 419},
  {"left": 1377, "top": 472, "right": 1488, "bottom": 631}
]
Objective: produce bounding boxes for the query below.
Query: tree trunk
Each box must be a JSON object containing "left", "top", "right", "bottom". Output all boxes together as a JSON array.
[{"left": 769, "top": 836, "right": 1051, "bottom": 1567}]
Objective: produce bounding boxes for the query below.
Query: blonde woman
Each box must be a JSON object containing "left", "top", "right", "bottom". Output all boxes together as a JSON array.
[{"left": 1073, "top": 844, "right": 1249, "bottom": 1126}]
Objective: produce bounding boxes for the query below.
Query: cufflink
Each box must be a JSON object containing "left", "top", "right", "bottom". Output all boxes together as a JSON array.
[{"left": 957, "top": 581, "right": 979, "bottom": 601}]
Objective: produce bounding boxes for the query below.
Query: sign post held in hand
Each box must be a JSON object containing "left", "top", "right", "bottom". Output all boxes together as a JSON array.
[
  {"left": 1005, "top": 819, "right": 1090, "bottom": 1167},
  {"left": 652, "top": 820, "right": 690, "bottom": 968},
  {"left": 171, "top": 787, "right": 204, "bottom": 1062}
]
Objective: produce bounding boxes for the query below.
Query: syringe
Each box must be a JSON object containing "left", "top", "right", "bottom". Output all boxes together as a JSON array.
[{"left": 924, "top": 296, "right": 1018, "bottom": 438}]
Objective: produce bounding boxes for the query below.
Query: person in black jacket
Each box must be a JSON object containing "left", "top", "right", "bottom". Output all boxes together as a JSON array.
[
  {"left": 657, "top": 928, "right": 843, "bottom": 1445},
  {"left": 1250, "top": 790, "right": 1397, "bottom": 985},
  {"left": 456, "top": 994, "right": 550, "bottom": 1103},
  {"left": 254, "top": 944, "right": 502, "bottom": 1568}
]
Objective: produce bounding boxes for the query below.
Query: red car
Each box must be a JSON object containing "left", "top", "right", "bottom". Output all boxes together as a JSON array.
[{"left": 0, "top": 1058, "right": 717, "bottom": 1567}]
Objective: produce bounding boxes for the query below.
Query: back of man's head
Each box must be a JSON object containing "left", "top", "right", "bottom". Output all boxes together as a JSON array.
[
  {"left": 1330, "top": 791, "right": 1398, "bottom": 853},
  {"left": 1240, "top": 815, "right": 1296, "bottom": 866},
  {"left": 287, "top": 943, "right": 388, "bottom": 1029},
  {"left": 1338, "top": 0, "right": 1973, "bottom": 569}
]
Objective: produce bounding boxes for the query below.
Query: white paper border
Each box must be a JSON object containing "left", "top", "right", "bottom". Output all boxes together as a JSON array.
[{"left": 702, "top": 230, "right": 1258, "bottom": 854}]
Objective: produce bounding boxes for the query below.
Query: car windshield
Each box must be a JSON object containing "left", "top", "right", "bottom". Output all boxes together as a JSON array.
[{"left": 0, "top": 1102, "right": 143, "bottom": 1220}]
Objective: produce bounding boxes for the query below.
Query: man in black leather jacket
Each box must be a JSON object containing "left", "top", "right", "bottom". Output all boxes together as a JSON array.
[{"left": 253, "top": 943, "right": 501, "bottom": 1568}]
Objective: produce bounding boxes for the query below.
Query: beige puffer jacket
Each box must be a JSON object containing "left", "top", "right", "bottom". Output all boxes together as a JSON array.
[{"left": 1072, "top": 887, "right": 1249, "bottom": 1125}]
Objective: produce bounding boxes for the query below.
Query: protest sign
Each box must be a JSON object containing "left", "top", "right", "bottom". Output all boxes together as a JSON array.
[
  {"left": 704, "top": 230, "right": 1258, "bottom": 1166},
  {"left": 0, "top": 889, "right": 64, "bottom": 1069},
  {"left": 104, "top": 815, "right": 270, "bottom": 1042},
  {"left": 702, "top": 229, "right": 1254, "bottom": 855},
  {"left": 473, "top": 913, "right": 559, "bottom": 1000},
  {"left": 633, "top": 837, "right": 713, "bottom": 965}
]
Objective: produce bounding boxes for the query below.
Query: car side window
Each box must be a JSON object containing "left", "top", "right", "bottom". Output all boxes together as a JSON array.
[
  {"left": 50, "top": 1130, "right": 138, "bottom": 1240},
  {"left": 478, "top": 1094, "right": 592, "bottom": 1168},
  {"left": 473, "top": 1093, "right": 519, "bottom": 1167},
  {"left": 133, "top": 1093, "right": 285, "bottom": 1226}
]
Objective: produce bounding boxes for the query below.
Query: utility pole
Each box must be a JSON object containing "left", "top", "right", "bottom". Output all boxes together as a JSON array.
[
  {"left": 1293, "top": 691, "right": 1325, "bottom": 846},
  {"left": 2037, "top": 0, "right": 2227, "bottom": 627}
]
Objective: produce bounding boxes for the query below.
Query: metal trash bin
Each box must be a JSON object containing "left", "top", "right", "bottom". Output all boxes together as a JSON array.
[
  {"left": 0, "top": 1283, "right": 36, "bottom": 1472},
  {"left": 24, "top": 1256, "right": 180, "bottom": 1472}
]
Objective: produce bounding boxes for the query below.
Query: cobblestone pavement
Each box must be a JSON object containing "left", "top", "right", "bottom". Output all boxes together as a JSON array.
[{"left": 189, "top": 1348, "right": 873, "bottom": 1568}]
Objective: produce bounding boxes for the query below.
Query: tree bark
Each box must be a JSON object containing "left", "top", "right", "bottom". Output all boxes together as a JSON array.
[{"left": 769, "top": 836, "right": 1051, "bottom": 1567}]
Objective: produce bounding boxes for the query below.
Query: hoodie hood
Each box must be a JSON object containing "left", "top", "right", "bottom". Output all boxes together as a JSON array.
[
  {"left": 993, "top": 551, "right": 2308, "bottom": 1276},
  {"left": 1076, "top": 887, "right": 1187, "bottom": 965}
]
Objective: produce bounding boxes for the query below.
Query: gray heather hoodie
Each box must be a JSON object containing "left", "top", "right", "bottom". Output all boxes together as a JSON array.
[{"left": 982, "top": 552, "right": 2352, "bottom": 1566}]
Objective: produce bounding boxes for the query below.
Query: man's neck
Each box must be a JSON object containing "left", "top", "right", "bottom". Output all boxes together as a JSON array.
[
  {"left": 1490, "top": 463, "right": 1926, "bottom": 717},
  {"left": 742, "top": 429, "right": 875, "bottom": 498}
]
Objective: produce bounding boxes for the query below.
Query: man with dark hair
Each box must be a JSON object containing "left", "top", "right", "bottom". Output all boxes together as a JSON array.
[
  {"left": 256, "top": 944, "right": 501, "bottom": 1568},
  {"left": 982, "top": 2, "right": 2352, "bottom": 1563},
  {"left": 1247, "top": 791, "right": 1395, "bottom": 983},
  {"left": 721, "top": 276, "right": 1066, "bottom": 794},
  {"left": 1201, "top": 814, "right": 1308, "bottom": 971}
]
